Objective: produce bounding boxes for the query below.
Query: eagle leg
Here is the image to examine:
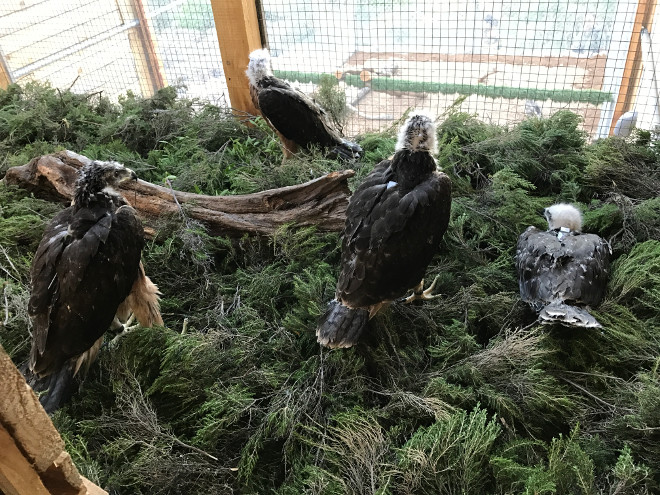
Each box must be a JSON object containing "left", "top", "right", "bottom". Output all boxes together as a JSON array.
[
  {"left": 276, "top": 131, "right": 299, "bottom": 162},
  {"left": 402, "top": 276, "right": 441, "bottom": 304},
  {"left": 108, "top": 313, "right": 140, "bottom": 347},
  {"left": 368, "top": 301, "right": 391, "bottom": 319},
  {"left": 109, "top": 261, "right": 163, "bottom": 349}
]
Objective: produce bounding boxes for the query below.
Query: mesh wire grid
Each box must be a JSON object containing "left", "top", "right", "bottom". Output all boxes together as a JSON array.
[
  {"left": 260, "top": 0, "right": 653, "bottom": 139},
  {"left": 0, "top": 0, "right": 658, "bottom": 139},
  {"left": 0, "top": 0, "right": 229, "bottom": 106}
]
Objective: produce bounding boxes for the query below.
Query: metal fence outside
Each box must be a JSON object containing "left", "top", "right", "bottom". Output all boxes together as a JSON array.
[
  {"left": 0, "top": 0, "right": 229, "bottom": 104},
  {"left": 1, "top": 0, "right": 658, "bottom": 140}
]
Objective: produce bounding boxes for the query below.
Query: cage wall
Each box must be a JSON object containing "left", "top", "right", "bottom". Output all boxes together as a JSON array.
[
  {"left": 1, "top": 0, "right": 659, "bottom": 141},
  {"left": 260, "top": 0, "right": 659, "bottom": 139},
  {"left": 0, "top": 0, "right": 229, "bottom": 106}
]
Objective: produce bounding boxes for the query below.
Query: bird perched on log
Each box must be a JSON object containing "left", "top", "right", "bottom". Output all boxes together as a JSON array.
[
  {"left": 317, "top": 112, "right": 452, "bottom": 348},
  {"left": 246, "top": 48, "right": 362, "bottom": 162},
  {"left": 516, "top": 203, "right": 610, "bottom": 328},
  {"left": 24, "top": 160, "right": 162, "bottom": 412}
]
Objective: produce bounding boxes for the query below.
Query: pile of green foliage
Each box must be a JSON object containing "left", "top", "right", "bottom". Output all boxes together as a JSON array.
[{"left": 1, "top": 82, "right": 659, "bottom": 494}]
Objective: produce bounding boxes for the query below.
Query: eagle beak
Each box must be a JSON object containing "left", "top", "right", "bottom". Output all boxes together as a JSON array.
[{"left": 119, "top": 168, "right": 138, "bottom": 184}]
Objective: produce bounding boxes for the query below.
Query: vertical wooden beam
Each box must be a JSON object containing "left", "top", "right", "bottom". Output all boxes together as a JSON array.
[
  {"left": 610, "top": 0, "right": 657, "bottom": 134},
  {"left": 116, "top": 0, "right": 167, "bottom": 97},
  {"left": 211, "top": 0, "right": 262, "bottom": 115},
  {"left": 0, "top": 50, "right": 12, "bottom": 90}
]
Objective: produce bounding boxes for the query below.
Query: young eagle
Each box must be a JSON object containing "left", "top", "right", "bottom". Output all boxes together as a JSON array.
[
  {"left": 26, "top": 160, "right": 162, "bottom": 412},
  {"left": 317, "top": 112, "right": 452, "bottom": 348},
  {"left": 246, "top": 48, "right": 362, "bottom": 162},
  {"left": 516, "top": 203, "right": 610, "bottom": 328}
]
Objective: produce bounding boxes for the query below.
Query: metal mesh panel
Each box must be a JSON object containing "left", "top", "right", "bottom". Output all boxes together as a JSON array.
[
  {"left": 0, "top": 0, "right": 229, "bottom": 105},
  {"left": 260, "top": 0, "right": 657, "bottom": 139},
  {"left": 1, "top": 1, "right": 658, "bottom": 139}
]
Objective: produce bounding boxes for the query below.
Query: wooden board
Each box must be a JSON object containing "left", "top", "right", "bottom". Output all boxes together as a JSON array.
[
  {"left": 610, "top": 0, "right": 658, "bottom": 134},
  {"left": 211, "top": 0, "right": 261, "bottom": 115},
  {"left": 0, "top": 345, "right": 108, "bottom": 494},
  {"left": 0, "top": 51, "right": 11, "bottom": 89},
  {"left": 0, "top": 426, "right": 51, "bottom": 495}
]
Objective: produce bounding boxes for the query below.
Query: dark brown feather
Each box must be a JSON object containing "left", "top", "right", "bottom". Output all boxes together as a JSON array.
[
  {"left": 254, "top": 76, "right": 361, "bottom": 161},
  {"left": 516, "top": 227, "right": 610, "bottom": 309},
  {"left": 29, "top": 200, "right": 144, "bottom": 375},
  {"left": 337, "top": 149, "right": 452, "bottom": 308}
]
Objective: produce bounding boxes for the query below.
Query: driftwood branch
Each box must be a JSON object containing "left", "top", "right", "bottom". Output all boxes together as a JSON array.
[{"left": 3, "top": 150, "right": 354, "bottom": 236}]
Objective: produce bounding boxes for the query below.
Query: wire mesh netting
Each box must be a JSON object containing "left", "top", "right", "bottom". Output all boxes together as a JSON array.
[
  {"left": 0, "top": 0, "right": 229, "bottom": 105},
  {"left": 1, "top": 0, "right": 659, "bottom": 140},
  {"left": 260, "top": 0, "right": 659, "bottom": 139}
]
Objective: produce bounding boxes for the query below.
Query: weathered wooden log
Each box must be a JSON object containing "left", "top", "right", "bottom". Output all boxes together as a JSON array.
[{"left": 3, "top": 150, "right": 354, "bottom": 236}]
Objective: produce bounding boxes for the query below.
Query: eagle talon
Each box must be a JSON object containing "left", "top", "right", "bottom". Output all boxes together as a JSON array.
[
  {"left": 108, "top": 313, "right": 139, "bottom": 347},
  {"left": 402, "top": 275, "right": 441, "bottom": 303}
]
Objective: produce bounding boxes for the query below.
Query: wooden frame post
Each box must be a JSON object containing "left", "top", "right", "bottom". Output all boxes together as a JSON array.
[
  {"left": 211, "top": 0, "right": 262, "bottom": 116},
  {"left": 116, "top": 0, "right": 167, "bottom": 98},
  {"left": 610, "top": 0, "right": 658, "bottom": 134},
  {"left": 0, "top": 49, "right": 12, "bottom": 90}
]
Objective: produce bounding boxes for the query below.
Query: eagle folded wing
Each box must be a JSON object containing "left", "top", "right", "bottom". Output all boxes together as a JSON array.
[
  {"left": 29, "top": 211, "right": 71, "bottom": 361},
  {"left": 339, "top": 171, "right": 451, "bottom": 307},
  {"left": 29, "top": 205, "right": 144, "bottom": 374},
  {"left": 58, "top": 212, "right": 113, "bottom": 299},
  {"left": 516, "top": 228, "right": 610, "bottom": 307},
  {"left": 258, "top": 85, "right": 341, "bottom": 149}
]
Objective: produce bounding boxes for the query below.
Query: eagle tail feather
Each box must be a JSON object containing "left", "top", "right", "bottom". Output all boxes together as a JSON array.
[
  {"left": 539, "top": 302, "right": 601, "bottom": 328},
  {"left": 316, "top": 300, "right": 369, "bottom": 348},
  {"left": 329, "top": 140, "right": 363, "bottom": 162},
  {"left": 21, "top": 360, "right": 78, "bottom": 414}
]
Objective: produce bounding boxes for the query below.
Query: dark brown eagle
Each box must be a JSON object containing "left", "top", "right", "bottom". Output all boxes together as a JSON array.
[
  {"left": 516, "top": 203, "right": 610, "bottom": 328},
  {"left": 25, "top": 160, "right": 162, "bottom": 412},
  {"left": 317, "top": 112, "right": 452, "bottom": 348},
  {"left": 246, "top": 48, "right": 362, "bottom": 162}
]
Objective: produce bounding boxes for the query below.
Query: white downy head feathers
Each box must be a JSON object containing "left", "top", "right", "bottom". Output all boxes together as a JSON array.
[
  {"left": 395, "top": 111, "right": 438, "bottom": 154},
  {"left": 544, "top": 203, "right": 583, "bottom": 232},
  {"left": 246, "top": 49, "right": 273, "bottom": 86}
]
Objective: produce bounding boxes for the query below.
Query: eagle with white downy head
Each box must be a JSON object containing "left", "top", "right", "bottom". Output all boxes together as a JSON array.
[
  {"left": 317, "top": 112, "right": 452, "bottom": 348},
  {"left": 25, "top": 161, "right": 162, "bottom": 412},
  {"left": 516, "top": 203, "right": 610, "bottom": 328},
  {"left": 246, "top": 48, "right": 362, "bottom": 162}
]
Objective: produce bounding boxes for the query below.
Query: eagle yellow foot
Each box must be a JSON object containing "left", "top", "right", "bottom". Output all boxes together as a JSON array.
[
  {"left": 402, "top": 276, "right": 441, "bottom": 303},
  {"left": 108, "top": 313, "right": 140, "bottom": 347}
]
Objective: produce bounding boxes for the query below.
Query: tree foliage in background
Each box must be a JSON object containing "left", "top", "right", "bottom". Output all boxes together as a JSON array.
[
  {"left": 313, "top": 74, "right": 350, "bottom": 134},
  {"left": 0, "top": 83, "right": 659, "bottom": 494}
]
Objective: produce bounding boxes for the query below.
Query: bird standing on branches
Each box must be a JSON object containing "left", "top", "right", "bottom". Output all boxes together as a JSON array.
[
  {"left": 516, "top": 203, "right": 610, "bottom": 328},
  {"left": 24, "top": 160, "right": 162, "bottom": 412},
  {"left": 317, "top": 112, "right": 452, "bottom": 348},
  {"left": 246, "top": 48, "right": 362, "bottom": 163}
]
